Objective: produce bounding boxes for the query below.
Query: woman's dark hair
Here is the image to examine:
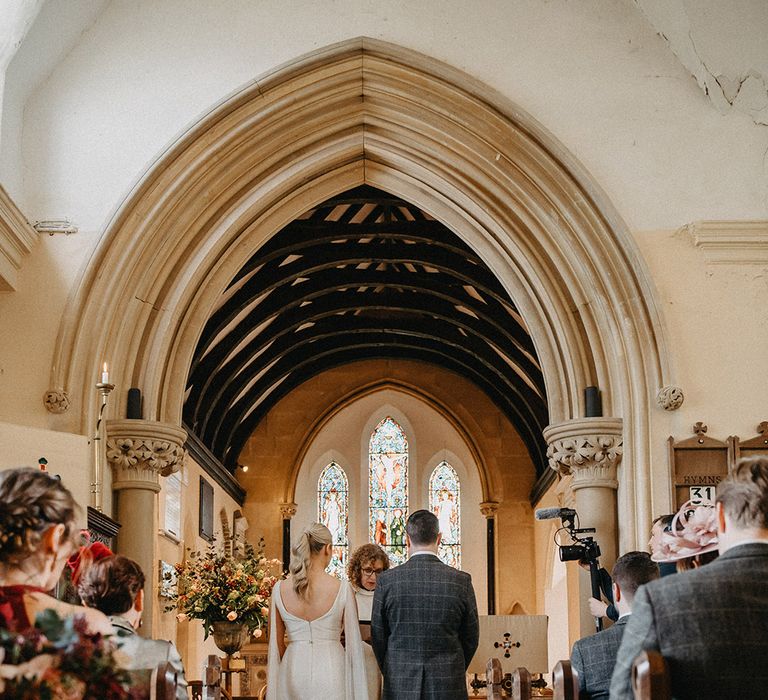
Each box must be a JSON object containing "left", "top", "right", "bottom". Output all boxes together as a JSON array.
[
  {"left": 347, "top": 543, "right": 390, "bottom": 588},
  {"left": 78, "top": 555, "right": 145, "bottom": 615},
  {"left": 0, "top": 467, "right": 78, "bottom": 565}
]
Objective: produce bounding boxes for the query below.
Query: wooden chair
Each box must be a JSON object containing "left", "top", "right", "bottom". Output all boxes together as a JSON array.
[
  {"left": 632, "top": 650, "right": 671, "bottom": 700},
  {"left": 552, "top": 660, "right": 579, "bottom": 700},
  {"left": 511, "top": 666, "right": 532, "bottom": 700},
  {"left": 486, "top": 657, "right": 504, "bottom": 699}
]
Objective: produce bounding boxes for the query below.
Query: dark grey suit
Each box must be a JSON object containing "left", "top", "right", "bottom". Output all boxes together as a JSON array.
[
  {"left": 570, "top": 615, "right": 628, "bottom": 699},
  {"left": 370, "top": 553, "right": 479, "bottom": 699},
  {"left": 609, "top": 542, "right": 768, "bottom": 699}
]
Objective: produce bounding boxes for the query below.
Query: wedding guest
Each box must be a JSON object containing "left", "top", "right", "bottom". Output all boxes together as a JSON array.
[
  {"left": 266, "top": 523, "right": 368, "bottom": 699},
  {"left": 78, "top": 553, "right": 188, "bottom": 700},
  {"left": 348, "top": 543, "right": 390, "bottom": 700},
  {"left": 571, "top": 551, "right": 659, "bottom": 699},
  {"left": 650, "top": 500, "right": 718, "bottom": 572},
  {"left": 0, "top": 467, "right": 112, "bottom": 634},
  {"left": 610, "top": 457, "right": 768, "bottom": 699},
  {"left": 648, "top": 514, "right": 677, "bottom": 576}
]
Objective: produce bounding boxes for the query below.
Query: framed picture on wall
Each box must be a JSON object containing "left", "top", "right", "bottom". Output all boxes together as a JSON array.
[{"left": 199, "top": 476, "right": 214, "bottom": 542}]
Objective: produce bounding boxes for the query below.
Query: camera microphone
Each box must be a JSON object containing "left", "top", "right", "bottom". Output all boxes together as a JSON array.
[{"left": 534, "top": 507, "right": 577, "bottom": 521}]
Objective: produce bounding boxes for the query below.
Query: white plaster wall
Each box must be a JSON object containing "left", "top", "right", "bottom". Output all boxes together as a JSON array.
[{"left": 292, "top": 389, "right": 487, "bottom": 612}]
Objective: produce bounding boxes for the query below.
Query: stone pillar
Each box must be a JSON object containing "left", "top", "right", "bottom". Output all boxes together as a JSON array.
[
  {"left": 279, "top": 502, "right": 297, "bottom": 574},
  {"left": 543, "top": 418, "right": 623, "bottom": 634},
  {"left": 480, "top": 501, "right": 499, "bottom": 614},
  {"left": 106, "top": 419, "right": 186, "bottom": 636}
]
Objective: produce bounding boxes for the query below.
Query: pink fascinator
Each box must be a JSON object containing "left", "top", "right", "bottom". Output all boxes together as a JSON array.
[{"left": 650, "top": 500, "right": 718, "bottom": 563}]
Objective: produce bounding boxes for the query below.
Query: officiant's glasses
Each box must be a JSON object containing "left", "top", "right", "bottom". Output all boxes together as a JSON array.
[{"left": 362, "top": 566, "right": 385, "bottom": 577}]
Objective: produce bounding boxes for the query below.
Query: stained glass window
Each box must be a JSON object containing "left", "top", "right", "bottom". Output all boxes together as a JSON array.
[
  {"left": 429, "top": 461, "right": 461, "bottom": 569},
  {"left": 369, "top": 417, "right": 409, "bottom": 566},
  {"left": 317, "top": 461, "right": 349, "bottom": 579}
]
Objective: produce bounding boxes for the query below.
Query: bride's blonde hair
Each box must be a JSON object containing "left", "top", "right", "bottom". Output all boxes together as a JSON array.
[{"left": 289, "top": 523, "right": 332, "bottom": 598}]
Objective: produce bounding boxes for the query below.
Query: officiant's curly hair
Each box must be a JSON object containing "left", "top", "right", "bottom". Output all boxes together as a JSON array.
[
  {"left": 290, "top": 523, "right": 332, "bottom": 598},
  {"left": 348, "top": 543, "right": 390, "bottom": 588}
]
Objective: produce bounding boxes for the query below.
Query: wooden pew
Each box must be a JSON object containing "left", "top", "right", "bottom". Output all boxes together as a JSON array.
[
  {"left": 152, "top": 661, "right": 179, "bottom": 700},
  {"left": 632, "top": 650, "right": 671, "bottom": 700},
  {"left": 552, "top": 659, "right": 579, "bottom": 700},
  {"left": 511, "top": 666, "right": 532, "bottom": 700},
  {"left": 486, "top": 657, "right": 504, "bottom": 699}
]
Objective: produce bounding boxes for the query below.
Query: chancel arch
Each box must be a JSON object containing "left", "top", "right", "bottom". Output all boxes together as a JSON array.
[{"left": 49, "top": 37, "right": 671, "bottom": 568}]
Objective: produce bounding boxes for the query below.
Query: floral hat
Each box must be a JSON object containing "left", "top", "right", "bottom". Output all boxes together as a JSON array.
[{"left": 650, "top": 500, "right": 718, "bottom": 563}]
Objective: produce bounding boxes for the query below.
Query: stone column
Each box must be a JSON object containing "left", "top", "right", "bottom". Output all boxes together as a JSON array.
[
  {"left": 479, "top": 501, "right": 499, "bottom": 614},
  {"left": 543, "top": 418, "right": 623, "bottom": 634},
  {"left": 279, "top": 502, "right": 298, "bottom": 574},
  {"left": 106, "top": 419, "right": 186, "bottom": 636}
]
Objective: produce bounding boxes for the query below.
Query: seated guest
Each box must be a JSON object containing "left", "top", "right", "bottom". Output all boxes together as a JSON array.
[
  {"left": 610, "top": 457, "right": 768, "bottom": 699},
  {"left": 650, "top": 501, "right": 718, "bottom": 573},
  {"left": 78, "top": 554, "right": 188, "bottom": 700},
  {"left": 647, "top": 514, "right": 677, "bottom": 576},
  {"left": 571, "top": 551, "right": 659, "bottom": 699},
  {"left": 348, "top": 543, "right": 390, "bottom": 700},
  {"left": 0, "top": 467, "right": 112, "bottom": 634}
]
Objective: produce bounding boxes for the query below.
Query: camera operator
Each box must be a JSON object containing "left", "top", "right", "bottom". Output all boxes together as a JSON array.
[{"left": 579, "top": 558, "right": 619, "bottom": 622}]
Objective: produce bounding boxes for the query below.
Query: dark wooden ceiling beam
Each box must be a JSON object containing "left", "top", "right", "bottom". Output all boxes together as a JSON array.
[{"left": 185, "top": 288, "right": 543, "bottom": 421}]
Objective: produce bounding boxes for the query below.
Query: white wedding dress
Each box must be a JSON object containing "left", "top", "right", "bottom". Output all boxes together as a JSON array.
[{"left": 266, "top": 579, "right": 369, "bottom": 700}]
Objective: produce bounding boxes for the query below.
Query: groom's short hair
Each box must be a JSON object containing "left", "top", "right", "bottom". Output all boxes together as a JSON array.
[{"left": 406, "top": 509, "right": 440, "bottom": 545}]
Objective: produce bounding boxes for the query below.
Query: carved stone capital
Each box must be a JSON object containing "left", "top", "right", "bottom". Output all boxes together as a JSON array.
[
  {"left": 43, "top": 389, "right": 71, "bottom": 414},
  {"left": 479, "top": 501, "right": 499, "bottom": 518},
  {"left": 656, "top": 385, "right": 684, "bottom": 411},
  {"left": 543, "top": 418, "right": 623, "bottom": 490},
  {"left": 106, "top": 420, "right": 187, "bottom": 492},
  {"left": 280, "top": 502, "right": 298, "bottom": 519}
]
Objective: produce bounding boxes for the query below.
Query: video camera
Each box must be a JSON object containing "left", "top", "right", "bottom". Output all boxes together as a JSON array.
[{"left": 535, "top": 507, "right": 604, "bottom": 632}]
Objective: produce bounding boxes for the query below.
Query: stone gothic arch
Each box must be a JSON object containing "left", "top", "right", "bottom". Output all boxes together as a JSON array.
[{"left": 49, "top": 37, "right": 671, "bottom": 549}]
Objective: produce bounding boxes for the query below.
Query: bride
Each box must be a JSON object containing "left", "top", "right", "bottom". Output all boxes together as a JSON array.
[{"left": 266, "top": 523, "right": 369, "bottom": 699}]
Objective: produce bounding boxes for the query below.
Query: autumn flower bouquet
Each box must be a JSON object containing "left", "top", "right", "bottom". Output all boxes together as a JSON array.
[
  {"left": 0, "top": 609, "right": 137, "bottom": 700},
  {"left": 166, "top": 537, "right": 281, "bottom": 639}
]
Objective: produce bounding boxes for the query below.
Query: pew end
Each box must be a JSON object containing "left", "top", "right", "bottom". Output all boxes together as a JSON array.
[{"left": 632, "top": 650, "right": 671, "bottom": 700}]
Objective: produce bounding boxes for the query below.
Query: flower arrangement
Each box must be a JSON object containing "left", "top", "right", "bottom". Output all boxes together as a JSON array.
[
  {"left": 0, "top": 609, "right": 137, "bottom": 699},
  {"left": 166, "top": 537, "right": 281, "bottom": 639}
]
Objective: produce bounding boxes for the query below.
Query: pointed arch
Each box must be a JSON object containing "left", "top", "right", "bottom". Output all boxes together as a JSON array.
[
  {"left": 50, "top": 37, "right": 672, "bottom": 548},
  {"left": 369, "top": 416, "right": 409, "bottom": 566},
  {"left": 317, "top": 461, "right": 349, "bottom": 579}
]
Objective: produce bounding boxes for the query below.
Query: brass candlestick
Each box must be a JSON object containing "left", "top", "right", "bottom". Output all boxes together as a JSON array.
[{"left": 91, "top": 381, "right": 115, "bottom": 512}]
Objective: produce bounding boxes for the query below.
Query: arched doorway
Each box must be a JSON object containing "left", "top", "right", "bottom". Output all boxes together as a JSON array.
[{"left": 50, "top": 37, "right": 670, "bottom": 554}]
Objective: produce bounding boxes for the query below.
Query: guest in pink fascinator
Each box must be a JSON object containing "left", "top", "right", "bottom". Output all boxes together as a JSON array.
[{"left": 650, "top": 500, "right": 719, "bottom": 573}]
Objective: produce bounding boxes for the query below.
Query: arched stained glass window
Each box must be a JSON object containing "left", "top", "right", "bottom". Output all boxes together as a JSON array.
[
  {"left": 317, "top": 461, "right": 349, "bottom": 579},
  {"left": 369, "top": 417, "right": 408, "bottom": 566},
  {"left": 429, "top": 461, "right": 461, "bottom": 569}
]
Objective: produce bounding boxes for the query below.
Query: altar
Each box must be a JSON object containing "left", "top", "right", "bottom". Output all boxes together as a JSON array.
[{"left": 467, "top": 615, "right": 549, "bottom": 695}]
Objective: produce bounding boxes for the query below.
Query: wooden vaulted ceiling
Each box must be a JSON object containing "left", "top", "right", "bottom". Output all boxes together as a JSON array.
[{"left": 183, "top": 186, "right": 549, "bottom": 474}]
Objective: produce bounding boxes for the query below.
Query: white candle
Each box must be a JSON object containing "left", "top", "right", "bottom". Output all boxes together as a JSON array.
[{"left": 101, "top": 362, "right": 109, "bottom": 384}]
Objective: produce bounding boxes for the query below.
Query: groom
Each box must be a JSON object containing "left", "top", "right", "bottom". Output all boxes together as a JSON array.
[{"left": 371, "top": 509, "right": 479, "bottom": 699}]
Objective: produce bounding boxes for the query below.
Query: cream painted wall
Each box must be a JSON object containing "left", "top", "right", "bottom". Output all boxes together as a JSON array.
[
  {"left": 0, "top": 421, "right": 90, "bottom": 524},
  {"left": 292, "top": 389, "right": 488, "bottom": 612}
]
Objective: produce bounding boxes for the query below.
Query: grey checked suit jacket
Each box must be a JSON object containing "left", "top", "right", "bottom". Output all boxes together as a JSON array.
[
  {"left": 370, "top": 553, "right": 479, "bottom": 700},
  {"left": 609, "top": 542, "right": 768, "bottom": 699},
  {"left": 570, "top": 615, "right": 628, "bottom": 700},
  {"left": 110, "top": 616, "right": 188, "bottom": 700}
]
